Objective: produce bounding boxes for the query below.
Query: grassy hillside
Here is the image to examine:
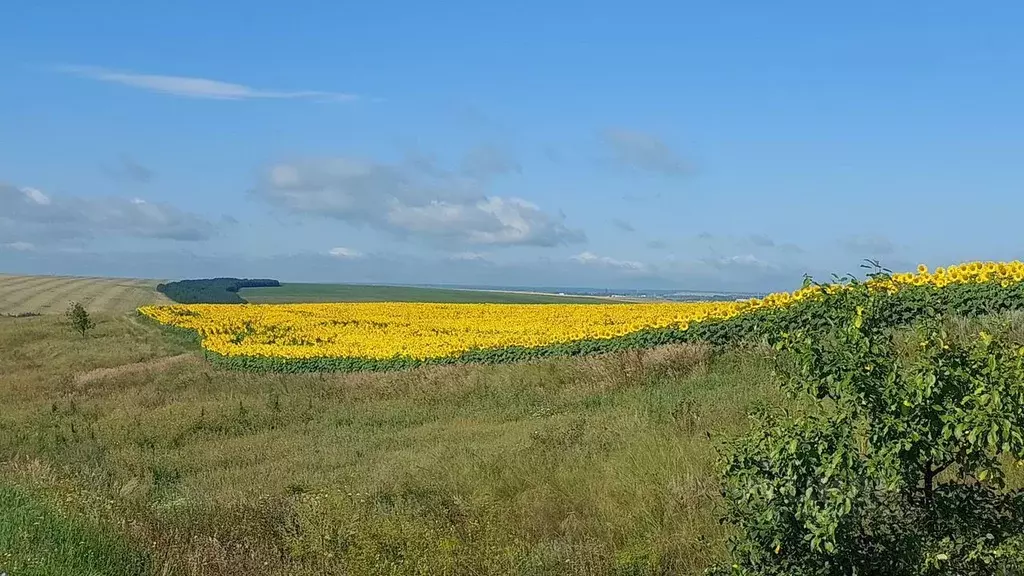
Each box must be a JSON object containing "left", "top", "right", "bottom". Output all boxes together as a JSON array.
[
  {"left": 0, "top": 274, "right": 171, "bottom": 315},
  {"left": 241, "top": 282, "right": 615, "bottom": 304},
  {"left": 0, "top": 311, "right": 769, "bottom": 575}
]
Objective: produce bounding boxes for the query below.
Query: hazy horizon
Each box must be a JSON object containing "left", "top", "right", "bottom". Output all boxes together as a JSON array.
[{"left": 0, "top": 249, "right": 900, "bottom": 295}]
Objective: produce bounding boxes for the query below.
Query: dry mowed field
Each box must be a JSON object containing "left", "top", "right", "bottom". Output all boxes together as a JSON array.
[{"left": 0, "top": 274, "right": 172, "bottom": 315}]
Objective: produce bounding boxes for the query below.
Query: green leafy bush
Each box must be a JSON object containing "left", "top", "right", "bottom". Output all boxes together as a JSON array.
[
  {"left": 709, "top": 278, "right": 1024, "bottom": 575},
  {"left": 64, "top": 301, "right": 94, "bottom": 336}
]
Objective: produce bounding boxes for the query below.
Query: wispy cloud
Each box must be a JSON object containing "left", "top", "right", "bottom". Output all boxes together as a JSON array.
[
  {"left": 58, "top": 65, "right": 358, "bottom": 102},
  {"left": 448, "top": 252, "right": 491, "bottom": 262},
  {"left": 692, "top": 232, "right": 803, "bottom": 255},
  {"left": 703, "top": 254, "right": 776, "bottom": 271},
  {"left": 601, "top": 129, "right": 688, "bottom": 175},
  {"left": 571, "top": 251, "right": 647, "bottom": 272},
  {"left": 2, "top": 241, "right": 35, "bottom": 252},
  {"left": 748, "top": 234, "right": 775, "bottom": 247},
  {"left": 840, "top": 235, "right": 896, "bottom": 256},
  {"left": 101, "top": 154, "right": 154, "bottom": 183},
  {"left": 611, "top": 218, "right": 635, "bottom": 233},
  {"left": 328, "top": 247, "right": 363, "bottom": 259},
  {"left": 460, "top": 145, "right": 521, "bottom": 179}
]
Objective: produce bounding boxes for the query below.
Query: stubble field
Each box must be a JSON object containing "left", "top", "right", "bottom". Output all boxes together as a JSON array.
[{"left": 0, "top": 274, "right": 171, "bottom": 316}]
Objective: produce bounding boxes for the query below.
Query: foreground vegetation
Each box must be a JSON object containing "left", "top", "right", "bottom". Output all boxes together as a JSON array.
[
  {"left": 0, "top": 312, "right": 766, "bottom": 575},
  {"left": 714, "top": 279, "right": 1024, "bottom": 574},
  {"left": 5, "top": 310, "right": 1024, "bottom": 574}
]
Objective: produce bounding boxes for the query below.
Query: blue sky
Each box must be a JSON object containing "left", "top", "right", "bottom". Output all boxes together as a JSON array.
[{"left": 2, "top": 1, "right": 1024, "bottom": 291}]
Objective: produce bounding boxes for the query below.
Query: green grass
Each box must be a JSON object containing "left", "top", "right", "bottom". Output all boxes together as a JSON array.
[
  {"left": 0, "top": 312, "right": 776, "bottom": 575},
  {"left": 6, "top": 311, "right": 1024, "bottom": 574},
  {"left": 240, "top": 282, "right": 615, "bottom": 304},
  {"left": 0, "top": 482, "right": 151, "bottom": 575}
]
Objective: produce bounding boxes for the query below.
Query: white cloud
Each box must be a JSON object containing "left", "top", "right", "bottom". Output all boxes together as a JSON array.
[
  {"left": 705, "top": 254, "right": 776, "bottom": 270},
  {"left": 328, "top": 247, "right": 363, "bottom": 259},
  {"left": 448, "top": 252, "right": 490, "bottom": 262},
  {"left": 58, "top": 65, "right": 358, "bottom": 102},
  {"left": 571, "top": 251, "right": 647, "bottom": 271},
  {"left": 0, "top": 183, "right": 218, "bottom": 244},
  {"left": 2, "top": 241, "right": 35, "bottom": 252},
  {"left": 252, "top": 154, "right": 585, "bottom": 248},
  {"left": 270, "top": 164, "right": 302, "bottom": 187},
  {"left": 21, "top": 187, "right": 51, "bottom": 205}
]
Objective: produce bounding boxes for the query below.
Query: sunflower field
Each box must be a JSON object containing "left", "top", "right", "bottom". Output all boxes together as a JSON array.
[{"left": 139, "top": 261, "right": 1024, "bottom": 372}]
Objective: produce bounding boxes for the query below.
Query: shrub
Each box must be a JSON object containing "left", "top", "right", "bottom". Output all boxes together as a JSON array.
[
  {"left": 65, "top": 301, "right": 95, "bottom": 337},
  {"left": 710, "top": 278, "right": 1024, "bottom": 575}
]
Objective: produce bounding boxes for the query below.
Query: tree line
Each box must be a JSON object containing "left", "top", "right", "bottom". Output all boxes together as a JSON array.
[{"left": 156, "top": 278, "right": 281, "bottom": 304}]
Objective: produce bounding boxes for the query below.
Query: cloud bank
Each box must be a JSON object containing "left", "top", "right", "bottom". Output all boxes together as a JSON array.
[
  {"left": 0, "top": 183, "right": 218, "bottom": 245},
  {"left": 251, "top": 154, "right": 585, "bottom": 248}
]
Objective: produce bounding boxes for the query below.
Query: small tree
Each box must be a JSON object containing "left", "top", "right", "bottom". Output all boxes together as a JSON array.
[
  {"left": 65, "top": 301, "right": 94, "bottom": 336},
  {"left": 711, "top": 280, "right": 1024, "bottom": 575}
]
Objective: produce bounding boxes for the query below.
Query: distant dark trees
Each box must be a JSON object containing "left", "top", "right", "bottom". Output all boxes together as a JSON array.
[{"left": 156, "top": 278, "right": 281, "bottom": 304}]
